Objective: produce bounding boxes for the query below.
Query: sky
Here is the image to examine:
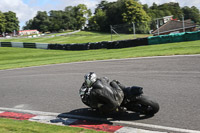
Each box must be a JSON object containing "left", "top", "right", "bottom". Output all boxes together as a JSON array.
[{"left": 0, "top": 0, "right": 200, "bottom": 30}]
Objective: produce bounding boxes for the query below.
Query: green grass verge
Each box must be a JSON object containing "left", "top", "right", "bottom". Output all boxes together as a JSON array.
[
  {"left": 0, "top": 31, "right": 150, "bottom": 44},
  {"left": 0, "top": 118, "right": 106, "bottom": 133},
  {"left": 0, "top": 40, "right": 200, "bottom": 70}
]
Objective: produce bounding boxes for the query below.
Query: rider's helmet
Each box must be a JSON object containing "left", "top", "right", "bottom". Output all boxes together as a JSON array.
[{"left": 84, "top": 72, "right": 97, "bottom": 88}]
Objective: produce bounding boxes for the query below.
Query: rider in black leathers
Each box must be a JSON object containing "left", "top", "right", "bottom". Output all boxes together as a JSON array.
[{"left": 79, "top": 72, "right": 125, "bottom": 113}]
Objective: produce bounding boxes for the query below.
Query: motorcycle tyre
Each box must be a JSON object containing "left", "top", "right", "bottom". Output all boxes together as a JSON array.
[{"left": 128, "top": 95, "right": 159, "bottom": 116}]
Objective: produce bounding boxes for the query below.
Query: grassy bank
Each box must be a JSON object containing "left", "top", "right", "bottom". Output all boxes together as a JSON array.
[
  {"left": 0, "top": 40, "right": 200, "bottom": 70},
  {"left": 0, "top": 118, "right": 105, "bottom": 133},
  {"left": 0, "top": 31, "right": 150, "bottom": 44}
]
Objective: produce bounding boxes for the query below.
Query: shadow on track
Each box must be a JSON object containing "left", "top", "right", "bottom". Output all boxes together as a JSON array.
[{"left": 56, "top": 108, "right": 153, "bottom": 123}]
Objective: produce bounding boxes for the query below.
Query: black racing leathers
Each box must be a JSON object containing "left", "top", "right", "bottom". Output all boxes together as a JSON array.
[{"left": 79, "top": 77, "right": 124, "bottom": 113}]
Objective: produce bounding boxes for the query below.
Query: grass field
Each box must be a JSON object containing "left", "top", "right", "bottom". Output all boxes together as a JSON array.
[
  {"left": 0, "top": 40, "right": 200, "bottom": 70},
  {"left": 0, "top": 118, "right": 106, "bottom": 133},
  {"left": 0, "top": 31, "right": 150, "bottom": 44}
]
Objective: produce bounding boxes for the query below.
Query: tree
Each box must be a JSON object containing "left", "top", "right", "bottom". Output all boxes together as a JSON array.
[
  {"left": 122, "top": 0, "right": 150, "bottom": 23},
  {"left": 3, "top": 11, "right": 19, "bottom": 33},
  {"left": 73, "top": 4, "right": 91, "bottom": 30},
  {"left": 121, "top": 0, "right": 150, "bottom": 33},
  {"left": 32, "top": 11, "right": 50, "bottom": 32},
  {"left": 64, "top": 6, "right": 76, "bottom": 30},
  {"left": 23, "top": 19, "right": 33, "bottom": 30},
  {"left": 182, "top": 6, "right": 200, "bottom": 24},
  {"left": 88, "top": 9, "right": 107, "bottom": 31},
  {"left": 49, "top": 10, "right": 64, "bottom": 32},
  {"left": 88, "top": 0, "right": 150, "bottom": 33},
  {"left": 24, "top": 11, "right": 50, "bottom": 32},
  {"left": 0, "top": 11, "right": 6, "bottom": 34}
]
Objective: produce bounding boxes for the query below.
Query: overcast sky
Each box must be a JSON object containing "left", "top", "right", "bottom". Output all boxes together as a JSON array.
[{"left": 0, "top": 0, "right": 199, "bottom": 29}]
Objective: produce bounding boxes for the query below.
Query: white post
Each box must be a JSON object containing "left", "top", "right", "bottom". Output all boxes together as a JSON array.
[
  {"left": 182, "top": 15, "right": 185, "bottom": 32},
  {"left": 132, "top": 22, "right": 136, "bottom": 39},
  {"left": 110, "top": 25, "right": 113, "bottom": 41},
  {"left": 157, "top": 19, "right": 160, "bottom": 36}
]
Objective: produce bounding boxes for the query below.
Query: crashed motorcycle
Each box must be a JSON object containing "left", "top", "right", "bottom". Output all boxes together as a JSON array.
[{"left": 80, "top": 81, "right": 159, "bottom": 116}]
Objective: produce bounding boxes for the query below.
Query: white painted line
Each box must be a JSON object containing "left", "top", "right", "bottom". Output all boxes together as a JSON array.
[
  {"left": 0, "top": 54, "right": 200, "bottom": 72},
  {"left": 115, "top": 127, "right": 166, "bottom": 133},
  {"left": 0, "top": 111, "right": 5, "bottom": 114},
  {"left": 0, "top": 107, "right": 200, "bottom": 133},
  {"left": 114, "top": 120, "right": 200, "bottom": 133},
  {"left": 0, "top": 107, "right": 59, "bottom": 116}
]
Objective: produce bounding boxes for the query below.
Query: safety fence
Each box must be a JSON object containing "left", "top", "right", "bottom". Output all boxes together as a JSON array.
[{"left": 0, "top": 31, "right": 200, "bottom": 50}]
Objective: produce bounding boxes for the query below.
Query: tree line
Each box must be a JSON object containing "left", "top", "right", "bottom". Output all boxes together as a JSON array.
[
  {"left": 89, "top": 0, "right": 200, "bottom": 33},
  {"left": 1, "top": 0, "right": 200, "bottom": 34},
  {"left": 23, "top": 4, "right": 91, "bottom": 32},
  {"left": 24, "top": 0, "right": 200, "bottom": 33},
  {"left": 0, "top": 11, "right": 19, "bottom": 35}
]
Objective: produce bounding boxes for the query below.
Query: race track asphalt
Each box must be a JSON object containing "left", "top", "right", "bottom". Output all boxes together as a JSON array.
[{"left": 0, "top": 54, "right": 200, "bottom": 131}]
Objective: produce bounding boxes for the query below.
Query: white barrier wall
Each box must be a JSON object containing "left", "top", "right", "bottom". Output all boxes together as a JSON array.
[{"left": 11, "top": 42, "right": 24, "bottom": 48}]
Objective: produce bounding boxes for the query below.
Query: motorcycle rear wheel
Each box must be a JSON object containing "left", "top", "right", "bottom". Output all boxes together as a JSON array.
[{"left": 128, "top": 95, "right": 159, "bottom": 116}]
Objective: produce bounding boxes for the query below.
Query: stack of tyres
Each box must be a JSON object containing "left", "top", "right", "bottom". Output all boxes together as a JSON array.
[
  {"left": 55, "top": 44, "right": 64, "bottom": 50},
  {"left": 89, "top": 42, "right": 102, "bottom": 49},
  {"left": 118, "top": 40, "right": 130, "bottom": 48},
  {"left": 1, "top": 42, "right": 12, "bottom": 47},
  {"left": 48, "top": 44, "right": 54, "bottom": 49},
  {"left": 101, "top": 41, "right": 109, "bottom": 49},
  {"left": 137, "top": 38, "right": 148, "bottom": 46},
  {"left": 106, "top": 41, "right": 117, "bottom": 49},
  {"left": 70, "top": 44, "right": 78, "bottom": 50},
  {"left": 63, "top": 44, "right": 71, "bottom": 50},
  {"left": 48, "top": 44, "right": 63, "bottom": 50},
  {"left": 73, "top": 43, "right": 90, "bottom": 50},
  {"left": 23, "top": 43, "right": 36, "bottom": 48},
  {"left": 82, "top": 43, "right": 90, "bottom": 50},
  {"left": 89, "top": 42, "right": 96, "bottom": 49}
]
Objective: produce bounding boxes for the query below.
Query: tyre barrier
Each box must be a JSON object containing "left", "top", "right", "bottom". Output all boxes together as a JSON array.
[
  {"left": 1, "top": 42, "right": 12, "bottom": 47},
  {"left": 23, "top": 43, "right": 36, "bottom": 48},
  {"left": 0, "top": 42, "right": 49, "bottom": 49},
  {"left": 1, "top": 31, "right": 199, "bottom": 51},
  {"left": 0, "top": 38, "right": 150, "bottom": 51},
  {"left": 12, "top": 42, "right": 24, "bottom": 48},
  {"left": 36, "top": 43, "right": 48, "bottom": 49}
]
